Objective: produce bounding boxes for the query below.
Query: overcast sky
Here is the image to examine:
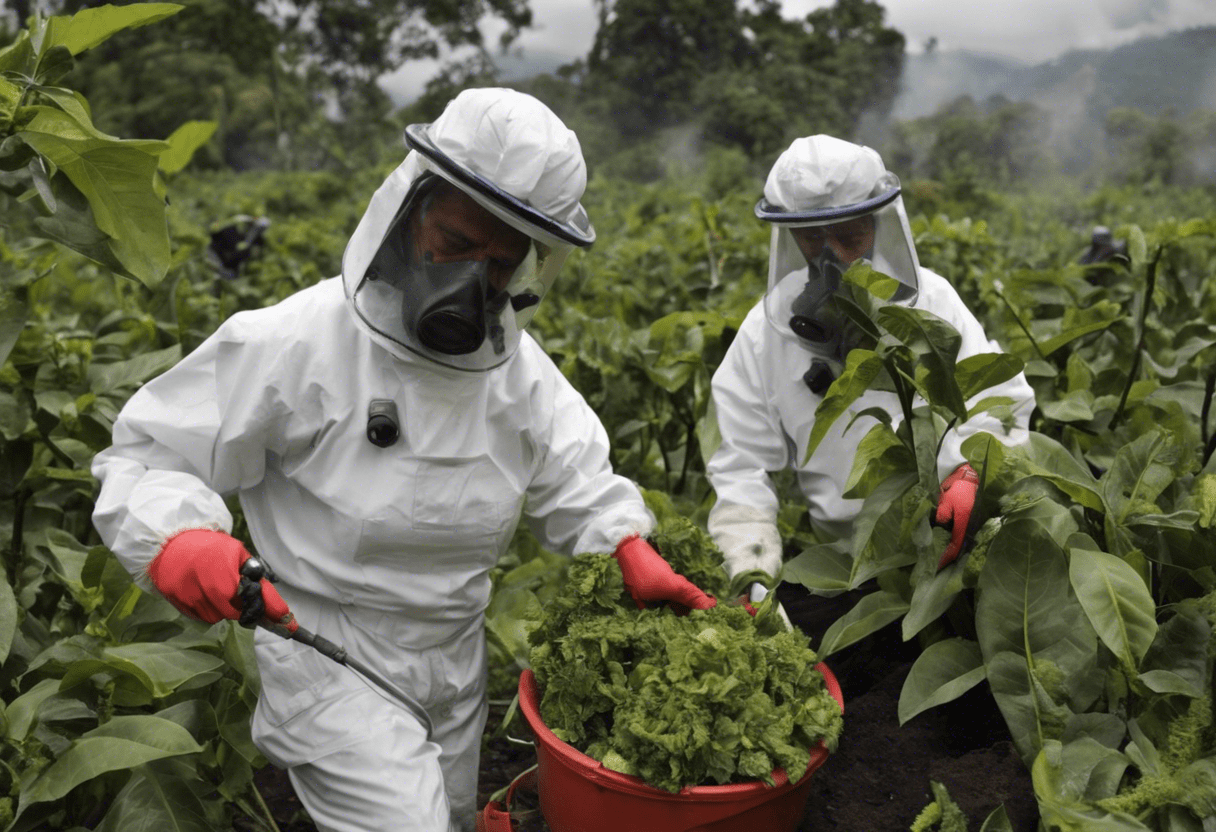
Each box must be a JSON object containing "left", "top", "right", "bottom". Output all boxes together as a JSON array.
[{"left": 380, "top": 0, "right": 1216, "bottom": 103}]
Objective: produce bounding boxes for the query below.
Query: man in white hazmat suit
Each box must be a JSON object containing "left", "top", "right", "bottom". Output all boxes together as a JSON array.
[
  {"left": 91, "top": 88, "right": 714, "bottom": 832},
  {"left": 707, "top": 135, "right": 1035, "bottom": 616}
]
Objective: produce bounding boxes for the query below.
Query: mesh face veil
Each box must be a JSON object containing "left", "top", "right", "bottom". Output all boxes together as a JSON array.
[
  {"left": 757, "top": 136, "right": 921, "bottom": 362},
  {"left": 342, "top": 88, "right": 595, "bottom": 372}
]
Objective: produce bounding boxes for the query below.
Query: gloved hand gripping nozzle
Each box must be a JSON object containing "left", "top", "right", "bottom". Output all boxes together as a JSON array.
[{"left": 236, "top": 557, "right": 434, "bottom": 737}]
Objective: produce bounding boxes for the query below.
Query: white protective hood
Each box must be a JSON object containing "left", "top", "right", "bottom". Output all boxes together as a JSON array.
[
  {"left": 342, "top": 88, "right": 595, "bottom": 371},
  {"left": 758, "top": 135, "right": 921, "bottom": 352}
]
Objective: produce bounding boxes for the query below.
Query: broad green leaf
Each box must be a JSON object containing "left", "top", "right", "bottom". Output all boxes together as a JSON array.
[
  {"left": 155, "top": 699, "right": 216, "bottom": 741},
  {"left": 19, "top": 107, "right": 170, "bottom": 285},
  {"left": 842, "top": 422, "right": 914, "bottom": 499},
  {"left": 843, "top": 406, "right": 894, "bottom": 432},
  {"left": 103, "top": 643, "right": 227, "bottom": 697},
  {"left": 0, "top": 33, "right": 35, "bottom": 76},
  {"left": 1037, "top": 319, "right": 1119, "bottom": 357},
  {"left": 843, "top": 260, "right": 899, "bottom": 300},
  {"left": 87, "top": 344, "right": 181, "bottom": 393},
  {"left": 221, "top": 623, "right": 261, "bottom": 697},
  {"left": 1061, "top": 713, "right": 1127, "bottom": 752},
  {"left": 979, "top": 805, "right": 1014, "bottom": 832},
  {"left": 1101, "top": 430, "right": 1178, "bottom": 523},
  {"left": 43, "top": 4, "right": 184, "bottom": 56},
  {"left": 1007, "top": 433, "right": 1103, "bottom": 511},
  {"left": 27, "top": 526, "right": 90, "bottom": 588},
  {"left": 1124, "top": 719, "right": 1162, "bottom": 778},
  {"left": 1137, "top": 670, "right": 1201, "bottom": 697},
  {"left": 59, "top": 655, "right": 155, "bottom": 697},
  {"left": 1040, "top": 392, "right": 1096, "bottom": 423},
  {"left": 17, "top": 715, "right": 203, "bottom": 809},
  {"left": 901, "top": 559, "right": 966, "bottom": 641},
  {"left": 955, "top": 352, "right": 1024, "bottom": 400},
  {"left": 487, "top": 561, "right": 547, "bottom": 669},
  {"left": 879, "top": 306, "right": 968, "bottom": 419},
  {"left": 1176, "top": 758, "right": 1216, "bottom": 820},
  {"left": 804, "top": 349, "right": 885, "bottom": 462},
  {"left": 898, "top": 638, "right": 985, "bottom": 724},
  {"left": 909, "top": 405, "right": 942, "bottom": 492},
  {"left": 1126, "top": 225, "right": 1147, "bottom": 267},
  {"left": 0, "top": 77, "right": 21, "bottom": 132},
  {"left": 31, "top": 86, "right": 94, "bottom": 128},
  {"left": 1190, "top": 473, "right": 1215, "bottom": 528},
  {"left": 782, "top": 543, "right": 853, "bottom": 592},
  {"left": 960, "top": 432, "right": 1008, "bottom": 486},
  {"left": 31, "top": 44, "right": 74, "bottom": 89},
  {"left": 985, "top": 651, "right": 1073, "bottom": 766},
  {"left": 4, "top": 678, "right": 60, "bottom": 742},
  {"left": 977, "top": 518, "right": 1093, "bottom": 665},
  {"left": 817, "top": 589, "right": 909, "bottom": 656},
  {"left": 0, "top": 389, "right": 29, "bottom": 437},
  {"left": 1045, "top": 737, "right": 1132, "bottom": 803},
  {"left": 966, "top": 395, "right": 1016, "bottom": 419},
  {"left": 1068, "top": 548, "right": 1156, "bottom": 669},
  {"left": 1123, "top": 510, "right": 1198, "bottom": 531},
  {"left": 30, "top": 173, "right": 132, "bottom": 276},
  {"left": 849, "top": 471, "right": 917, "bottom": 568},
  {"left": 0, "top": 566, "right": 17, "bottom": 665},
  {"left": 977, "top": 517, "right": 1102, "bottom": 761},
  {"left": 0, "top": 287, "right": 27, "bottom": 368},
  {"left": 695, "top": 395, "right": 721, "bottom": 468},
  {"left": 213, "top": 678, "right": 260, "bottom": 762},
  {"left": 1138, "top": 604, "right": 1210, "bottom": 698},
  {"left": 97, "top": 760, "right": 212, "bottom": 832},
  {"left": 1031, "top": 741, "right": 1152, "bottom": 831},
  {"left": 157, "top": 120, "right": 217, "bottom": 173}
]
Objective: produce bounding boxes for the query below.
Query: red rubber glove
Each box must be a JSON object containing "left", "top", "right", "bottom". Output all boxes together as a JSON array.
[
  {"left": 147, "top": 529, "right": 296, "bottom": 632},
  {"left": 612, "top": 535, "right": 716, "bottom": 612},
  {"left": 934, "top": 464, "right": 979, "bottom": 570}
]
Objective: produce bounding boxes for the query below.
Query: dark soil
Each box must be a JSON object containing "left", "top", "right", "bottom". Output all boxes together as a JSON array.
[{"left": 240, "top": 582, "right": 1039, "bottom": 832}]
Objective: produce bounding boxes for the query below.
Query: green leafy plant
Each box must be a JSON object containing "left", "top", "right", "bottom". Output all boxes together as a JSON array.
[
  {"left": 0, "top": 3, "right": 188, "bottom": 287},
  {"left": 780, "top": 216, "right": 1216, "bottom": 830},
  {"left": 526, "top": 515, "right": 843, "bottom": 793}
]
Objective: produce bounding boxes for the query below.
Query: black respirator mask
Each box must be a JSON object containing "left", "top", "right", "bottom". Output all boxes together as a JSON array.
[
  {"left": 363, "top": 183, "right": 534, "bottom": 359},
  {"left": 401, "top": 254, "right": 505, "bottom": 356},
  {"left": 789, "top": 247, "right": 870, "bottom": 394},
  {"left": 790, "top": 247, "right": 853, "bottom": 357}
]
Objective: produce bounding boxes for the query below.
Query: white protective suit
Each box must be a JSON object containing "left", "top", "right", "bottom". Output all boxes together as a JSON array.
[
  {"left": 91, "top": 89, "right": 652, "bottom": 832},
  {"left": 707, "top": 136, "right": 1035, "bottom": 589}
]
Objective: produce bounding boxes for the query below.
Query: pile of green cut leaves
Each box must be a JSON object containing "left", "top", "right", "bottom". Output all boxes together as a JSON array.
[{"left": 527, "top": 517, "right": 843, "bottom": 793}]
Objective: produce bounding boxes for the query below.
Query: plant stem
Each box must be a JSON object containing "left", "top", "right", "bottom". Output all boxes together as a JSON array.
[
  {"left": 1110, "top": 245, "right": 1164, "bottom": 429},
  {"left": 247, "top": 782, "right": 282, "bottom": 832},
  {"left": 1201, "top": 370, "right": 1215, "bottom": 448},
  {"left": 8, "top": 487, "right": 29, "bottom": 576},
  {"left": 994, "top": 287, "right": 1046, "bottom": 361},
  {"left": 891, "top": 364, "right": 918, "bottom": 453}
]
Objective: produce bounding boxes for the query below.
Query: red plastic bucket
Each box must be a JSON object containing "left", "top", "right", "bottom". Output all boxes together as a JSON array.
[{"left": 517, "top": 663, "right": 844, "bottom": 832}]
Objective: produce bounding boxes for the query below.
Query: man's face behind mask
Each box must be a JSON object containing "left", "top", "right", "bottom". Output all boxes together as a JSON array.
[
  {"left": 784, "top": 215, "right": 876, "bottom": 361},
  {"left": 790, "top": 215, "right": 876, "bottom": 267},
  {"left": 398, "top": 182, "right": 532, "bottom": 356},
  {"left": 409, "top": 183, "right": 532, "bottom": 294}
]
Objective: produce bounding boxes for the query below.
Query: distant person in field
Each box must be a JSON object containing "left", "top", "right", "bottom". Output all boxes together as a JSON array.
[
  {"left": 91, "top": 88, "right": 712, "bottom": 832},
  {"left": 705, "top": 135, "right": 1035, "bottom": 628}
]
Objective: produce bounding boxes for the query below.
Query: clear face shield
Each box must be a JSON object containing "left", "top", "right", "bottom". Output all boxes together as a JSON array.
[
  {"left": 759, "top": 181, "right": 921, "bottom": 368},
  {"left": 349, "top": 125, "right": 595, "bottom": 372}
]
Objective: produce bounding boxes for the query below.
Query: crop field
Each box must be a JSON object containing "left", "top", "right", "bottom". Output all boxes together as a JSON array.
[{"left": 2, "top": 6, "right": 1216, "bottom": 832}]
